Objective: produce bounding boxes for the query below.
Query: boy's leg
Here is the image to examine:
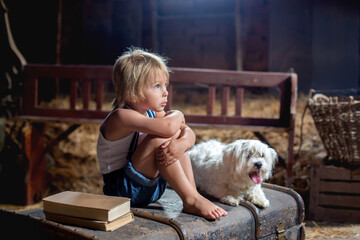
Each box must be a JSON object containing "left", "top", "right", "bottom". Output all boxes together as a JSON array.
[
  {"left": 130, "top": 134, "right": 171, "bottom": 179},
  {"left": 157, "top": 158, "right": 227, "bottom": 219},
  {"left": 131, "top": 134, "right": 227, "bottom": 219},
  {"left": 178, "top": 152, "right": 196, "bottom": 188},
  {"left": 131, "top": 129, "right": 182, "bottom": 179},
  {"left": 131, "top": 134, "right": 195, "bottom": 188}
]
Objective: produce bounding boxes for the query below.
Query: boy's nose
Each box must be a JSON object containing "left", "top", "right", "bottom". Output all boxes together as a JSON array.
[{"left": 163, "top": 88, "right": 168, "bottom": 96}]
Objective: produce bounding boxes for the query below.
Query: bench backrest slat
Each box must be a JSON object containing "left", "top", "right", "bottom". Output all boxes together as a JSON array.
[
  {"left": 70, "top": 79, "right": 77, "bottom": 110},
  {"left": 207, "top": 85, "right": 216, "bottom": 116},
  {"left": 235, "top": 87, "right": 244, "bottom": 116},
  {"left": 96, "top": 79, "right": 104, "bottom": 111}
]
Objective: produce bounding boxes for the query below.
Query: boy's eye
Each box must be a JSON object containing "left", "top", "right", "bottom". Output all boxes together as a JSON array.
[{"left": 155, "top": 84, "right": 160, "bottom": 88}]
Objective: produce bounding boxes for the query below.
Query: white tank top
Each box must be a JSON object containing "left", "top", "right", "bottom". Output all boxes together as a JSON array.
[{"left": 96, "top": 109, "right": 155, "bottom": 174}]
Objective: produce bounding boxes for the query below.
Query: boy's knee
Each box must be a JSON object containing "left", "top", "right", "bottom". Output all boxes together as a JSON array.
[{"left": 146, "top": 134, "right": 170, "bottom": 148}]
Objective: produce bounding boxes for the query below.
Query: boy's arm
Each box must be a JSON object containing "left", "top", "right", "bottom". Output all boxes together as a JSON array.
[
  {"left": 102, "top": 109, "right": 184, "bottom": 141},
  {"left": 120, "top": 109, "right": 184, "bottom": 136},
  {"left": 156, "top": 123, "right": 196, "bottom": 166}
]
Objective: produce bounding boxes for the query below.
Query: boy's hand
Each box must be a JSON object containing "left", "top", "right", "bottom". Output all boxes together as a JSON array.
[
  {"left": 164, "top": 110, "right": 185, "bottom": 124},
  {"left": 156, "top": 139, "right": 183, "bottom": 166}
]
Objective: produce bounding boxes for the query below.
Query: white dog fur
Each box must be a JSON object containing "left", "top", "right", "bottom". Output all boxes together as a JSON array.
[{"left": 189, "top": 139, "right": 277, "bottom": 208}]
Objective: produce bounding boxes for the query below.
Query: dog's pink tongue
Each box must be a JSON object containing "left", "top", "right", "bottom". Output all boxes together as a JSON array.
[{"left": 250, "top": 172, "right": 261, "bottom": 184}]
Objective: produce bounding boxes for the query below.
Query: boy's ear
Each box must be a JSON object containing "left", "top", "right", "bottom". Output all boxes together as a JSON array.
[{"left": 127, "top": 97, "right": 137, "bottom": 103}]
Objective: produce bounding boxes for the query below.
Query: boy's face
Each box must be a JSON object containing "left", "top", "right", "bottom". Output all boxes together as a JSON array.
[{"left": 139, "top": 69, "right": 169, "bottom": 113}]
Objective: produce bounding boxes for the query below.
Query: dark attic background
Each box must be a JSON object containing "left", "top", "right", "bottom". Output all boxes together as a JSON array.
[
  {"left": 1, "top": 0, "right": 360, "bottom": 232},
  {"left": 4, "top": 0, "right": 360, "bottom": 93}
]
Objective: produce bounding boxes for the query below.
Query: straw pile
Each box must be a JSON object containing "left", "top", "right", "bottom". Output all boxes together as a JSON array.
[{"left": 305, "top": 221, "right": 360, "bottom": 240}]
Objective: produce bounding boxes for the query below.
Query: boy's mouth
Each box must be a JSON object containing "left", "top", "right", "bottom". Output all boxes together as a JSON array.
[{"left": 161, "top": 102, "right": 167, "bottom": 107}]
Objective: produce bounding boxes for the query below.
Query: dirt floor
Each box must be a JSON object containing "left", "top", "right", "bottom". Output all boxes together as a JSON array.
[{"left": 1, "top": 92, "right": 360, "bottom": 239}]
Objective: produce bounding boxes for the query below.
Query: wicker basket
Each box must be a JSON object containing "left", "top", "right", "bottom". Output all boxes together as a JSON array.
[{"left": 307, "top": 90, "right": 360, "bottom": 167}]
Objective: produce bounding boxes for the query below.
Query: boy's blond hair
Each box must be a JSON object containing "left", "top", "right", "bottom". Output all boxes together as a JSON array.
[{"left": 112, "top": 48, "right": 170, "bottom": 108}]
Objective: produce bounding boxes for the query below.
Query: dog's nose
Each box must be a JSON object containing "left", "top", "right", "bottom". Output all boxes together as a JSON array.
[{"left": 254, "top": 162, "right": 262, "bottom": 169}]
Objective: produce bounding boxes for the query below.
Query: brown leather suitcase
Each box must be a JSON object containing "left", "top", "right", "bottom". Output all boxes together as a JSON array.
[{"left": 1, "top": 183, "right": 305, "bottom": 240}]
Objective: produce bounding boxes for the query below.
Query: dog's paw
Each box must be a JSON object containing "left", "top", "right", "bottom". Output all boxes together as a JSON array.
[
  {"left": 251, "top": 197, "right": 270, "bottom": 208},
  {"left": 220, "top": 195, "right": 240, "bottom": 206}
]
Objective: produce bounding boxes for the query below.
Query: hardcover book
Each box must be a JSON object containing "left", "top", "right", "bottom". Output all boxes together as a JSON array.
[
  {"left": 44, "top": 211, "right": 134, "bottom": 231},
  {"left": 42, "top": 191, "right": 131, "bottom": 221}
]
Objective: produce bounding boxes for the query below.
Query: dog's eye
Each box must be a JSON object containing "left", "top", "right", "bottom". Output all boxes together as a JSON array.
[{"left": 260, "top": 153, "right": 264, "bottom": 158}]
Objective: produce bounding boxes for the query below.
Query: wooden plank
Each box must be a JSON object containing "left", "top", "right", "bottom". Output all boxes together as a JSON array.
[
  {"left": 287, "top": 119, "right": 295, "bottom": 186},
  {"left": 16, "top": 116, "right": 103, "bottom": 124},
  {"left": 16, "top": 116, "right": 290, "bottom": 132},
  {"left": 70, "top": 79, "right": 77, "bottom": 110},
  {"left": 151, "top": 0, "right": 158, "bottom": 51},
  {"left": 353, "top": 169, "right": 360, "bottom": 181},
  {"left": 23, "top": 123, "right": 47, "bottom": 205},
  {"left": 318, "top": 193, "right": 360, "bottom": 208},
  {"left": 234, "top": 0, "right": 242, "bottom": 70},
  {"left": 24, "top": 64, "right": 113, "bottom": 80},
  {"left": 183, "top": 115, "right": 288, "bottom": 128},
  {"left": 309, "top": 164, "right": 320, "bottom": 220},
  {"left": 319, "top": 181, "right": 360, "bottom": 194},
  {"left": 166, "top": 84, "right": 173, "bottom": 111},
  {"left": 290, "top": 74, "right": 298, "bottom": 115},
  {"left": 221, "top": 86, "right": 230, "bottom": 116},
  {"left": 22, "top": 108, "right": 108, "bottom": 120},
  {"left": 235, "top": 87, "right": 244, "bottom": 116},
  {"left": 278, "top": 80, "right": 291, "bottom": 122},
  {"left": 23, "top": 108, "right": 291, "bottom": 129},
  {"left": 24, "top": 65, "right": 294, "bottom": 86},
  {"left": 170, "top": 67, "right": 293, "bottom": 87},
  {"left": 315, "top": 206, "right": 360, "bottom": 223},
  {"left": 82, "top": 79, "right": 90, "bottom": 110},
  {"left": 22, "top": 76, "right": 38, "bottom": 115},
  {"left": 207, "top": 85, "right": 216, "bottom": 115},
  {"left": 96, "top": 79, "right": 104, "bottom": 111},
  {"left": 318, "top": 166, "right": 353, "bottom": 180},
  {"left": 187, "top": 123, "right": 288, "bottom": 132}
]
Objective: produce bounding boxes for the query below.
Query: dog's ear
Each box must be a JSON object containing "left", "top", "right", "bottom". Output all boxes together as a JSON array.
[
  {"left": 222, "top": 141, "right": 245, "bottom": 174},
  {"left": 268, "top": 147, "right": 278, "bottom": 169}
]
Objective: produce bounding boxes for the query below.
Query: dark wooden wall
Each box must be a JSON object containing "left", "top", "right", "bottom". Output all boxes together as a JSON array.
[
  {"left": 5, "top": 0, "right": 360, "bottom": 92},
  {"left": 269, "top": 0, "right": 360, "bottom": 92}
]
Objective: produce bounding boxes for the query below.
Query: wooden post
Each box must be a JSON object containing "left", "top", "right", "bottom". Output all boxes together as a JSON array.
[
  {"left": 55, "top": 0, "right": 63, "bottom": 97},
  {"left": 234, "top": 0, "right": 243, "bottom": 70}
]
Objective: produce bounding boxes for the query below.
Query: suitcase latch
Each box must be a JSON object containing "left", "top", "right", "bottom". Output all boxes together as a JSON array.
[{"left": 276, "top": 220, "right": 287, "bottom": 240}]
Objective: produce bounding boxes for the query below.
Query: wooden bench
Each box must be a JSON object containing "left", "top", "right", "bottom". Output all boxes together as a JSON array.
[{"left": 19, "top": 64, "right": 297, "bottom": 204}]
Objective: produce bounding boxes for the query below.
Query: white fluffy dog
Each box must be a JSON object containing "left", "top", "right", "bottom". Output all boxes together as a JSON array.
[{"left": 189, "top": 139, "right": 277, "bottom": 208}]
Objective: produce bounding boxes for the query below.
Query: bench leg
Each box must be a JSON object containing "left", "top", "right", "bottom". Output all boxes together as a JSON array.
[
  {"left": 23, "top": 122, "right": 47, "bottom": 205},
  {"left": 22, "top": 122, "right": 81, "bottom": 205},
  {"left": 286, "top": 127, "right": 295, "bottom": 187}
]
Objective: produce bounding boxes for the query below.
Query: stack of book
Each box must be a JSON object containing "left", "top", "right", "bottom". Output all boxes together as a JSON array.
[{"left": 42, "top": 191, "right": 133, "bottom": 232}]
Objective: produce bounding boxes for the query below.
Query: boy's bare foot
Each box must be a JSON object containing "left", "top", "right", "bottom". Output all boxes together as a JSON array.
[{"left": 183, "top": 194, "right": 227, "bottom": 220}]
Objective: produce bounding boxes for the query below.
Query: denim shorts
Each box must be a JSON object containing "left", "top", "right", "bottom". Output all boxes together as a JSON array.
[{"left": 102, "top": 161, "right": 168, "bottom": 206}]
